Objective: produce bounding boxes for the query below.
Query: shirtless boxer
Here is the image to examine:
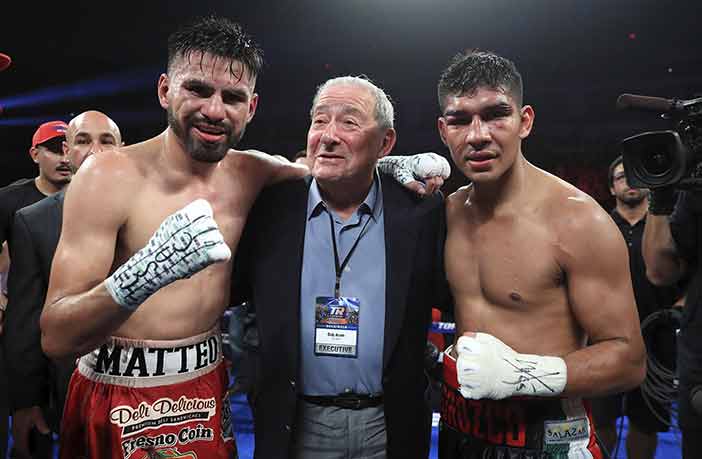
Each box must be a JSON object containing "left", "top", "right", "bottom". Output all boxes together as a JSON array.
[
  {"left": 436, "top": 51, "right": 646, "bottom": 458},
  {"left": 40, "top": 17, "right": 447, "bottom": 459},
  {"left": 39, "top": 17, "right": 285, "bottom": 459}
]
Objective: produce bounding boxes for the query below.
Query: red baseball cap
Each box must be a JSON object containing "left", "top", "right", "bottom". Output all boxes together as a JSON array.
[{"left": 31, "top": 120, "right": 68, "bottom": 148}]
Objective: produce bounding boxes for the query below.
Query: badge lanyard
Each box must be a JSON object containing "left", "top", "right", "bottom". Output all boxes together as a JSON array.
[{"left": 328, "top": 210, "right": 373, "bottom": 297}]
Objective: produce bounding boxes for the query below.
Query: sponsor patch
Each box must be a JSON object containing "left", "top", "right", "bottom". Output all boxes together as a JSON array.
[
  {"left": 440, "top": 385, "right": 527, "bottom": 447},
  {"left": 111, "top": 396, "right": 217, "bottom": 437},
  {"left": 122, "top": 425, "right": 212, "bottom": 458},
  {"left": 543, "top": 417, "right": 589, "bottom": 444}
]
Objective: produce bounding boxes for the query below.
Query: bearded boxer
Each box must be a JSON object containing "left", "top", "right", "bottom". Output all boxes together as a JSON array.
[
  {"left": 436, "top": 50, "right": 646, "bottom": 458},
  {"left": 38, "top": 17, "right": 308, "bottom": 459},
  {"left": 40, "top": 16, "right": 448, "bottom": 459}
]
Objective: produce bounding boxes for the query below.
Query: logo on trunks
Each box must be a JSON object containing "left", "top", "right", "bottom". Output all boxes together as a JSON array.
[
  {"left": 440, "top": 385, "right": 527, "bottom": 447},
  {"left": 122, "top": 425, "right": 210, "bottom": 458},
  {"left": 138, "top": 449, "right": 196, "bottom": 459},
  {"left": 543, "top": 417, "right": 589, "bottom": 444},
  {"left": 94, "top": 337, "right": 219, "bottom": 377},
  {"left": 111, "top": 396, "right": 217, "bottom": 437}
]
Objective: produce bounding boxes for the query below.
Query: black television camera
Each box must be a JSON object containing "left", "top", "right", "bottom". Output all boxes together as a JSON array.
[{"left": 617, "top": 93, "right": 702, "bottom": 189}]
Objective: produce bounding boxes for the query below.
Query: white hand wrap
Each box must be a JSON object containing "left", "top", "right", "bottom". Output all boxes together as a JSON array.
[
  {"left": 104, "top": 199, "right": 231, "bottom": 311},
  {"left": 377, "top": 152, "right": 451, "bottom": 185},
  {"left": 456, "top": 333, "right": 567, "bottom": 400}
]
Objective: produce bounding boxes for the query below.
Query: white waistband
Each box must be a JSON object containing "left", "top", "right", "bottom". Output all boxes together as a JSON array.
[{"left": 78, "top": 328, "right": 222, "bottom": 388}]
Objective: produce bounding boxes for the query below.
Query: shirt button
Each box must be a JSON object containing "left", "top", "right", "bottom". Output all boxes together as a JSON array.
[
  {"left": 285, "top": 424, "right": 291, "bottom": 432},
  {"left": 344, "top": 387, "right": 352, "bottom": 393},
  {"left": 290, "top": 380, "right": 296, "bottom": 390}
]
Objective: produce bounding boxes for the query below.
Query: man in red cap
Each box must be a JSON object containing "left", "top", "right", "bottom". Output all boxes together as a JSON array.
[{"left": 0, "top": 120, "right": 70, "bottom": 339}]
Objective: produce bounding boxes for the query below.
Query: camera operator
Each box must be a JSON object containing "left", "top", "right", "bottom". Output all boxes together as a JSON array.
[
  {"left": 642, "top": 176, "right": 702, "bottom": 458},
  {"left": 591, "top": 156, "right": 679, "bottom": 459}
]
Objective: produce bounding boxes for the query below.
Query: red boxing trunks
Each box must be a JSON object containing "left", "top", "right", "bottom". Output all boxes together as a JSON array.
[
  {"left": 439, "top": 350, "right": 603, "bottom": 459},
  {"left": 59, "top": 328, "right": 236, "bottom": 459}
]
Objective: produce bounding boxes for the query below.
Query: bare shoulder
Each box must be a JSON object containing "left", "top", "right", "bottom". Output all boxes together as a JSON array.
[
  {"left": 65, "top": 139, "right": 155, "bottom": 219},
  {"left": 540, "top": 169, "right": 611, "bottom": 231},
  {"left": 73, "top": 149, "right": 136, "bottom": 191},
  {"left": 446, "top": 185, "right": 471, "bottom": 214},
  {"left": 536, "top": 168, "right": 622, "bottom": 261},
  {"left": 226, "top": 148, "right": 309, "bottom": 186},
  {"left": 217, "top": 149, "right": 268, "bottom": 185},
  {"left": 225, "top": 148, "right": 272, "bottom": 171}
]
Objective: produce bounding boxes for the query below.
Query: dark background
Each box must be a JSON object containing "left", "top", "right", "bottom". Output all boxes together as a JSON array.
[{"left": 1, "top": 0, "right": 700, "bottom": 206}]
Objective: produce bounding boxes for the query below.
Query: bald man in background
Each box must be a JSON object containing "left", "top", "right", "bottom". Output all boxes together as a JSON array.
[{"left": 3, "top": 111, "right": 122, "bottom": 458}]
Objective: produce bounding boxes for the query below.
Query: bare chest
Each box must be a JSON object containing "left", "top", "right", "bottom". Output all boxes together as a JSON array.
[
  {"left": 116, "top": 180, "right": 257, "bottom": 268},
  {"left": 445, "top": 212, "right": 565, "bottom": 307}
]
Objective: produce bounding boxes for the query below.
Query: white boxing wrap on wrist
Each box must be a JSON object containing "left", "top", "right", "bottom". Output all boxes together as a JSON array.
[
  {"left": 456, "top": 333, "right": 567, "bottom": 400},
  {"left": 104, "top": 199, "right": 231, "bottom": 311},
  {"left": 377, "top": 152, "right": 451, "bottom": 184}
]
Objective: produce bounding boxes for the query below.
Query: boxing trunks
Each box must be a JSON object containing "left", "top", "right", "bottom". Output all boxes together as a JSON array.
[
  {"left": 439, "top": 350, "right": 602, "bottom": 459},
  {"left": 59, "top": 327, "right": 236, "bottom": 459}
]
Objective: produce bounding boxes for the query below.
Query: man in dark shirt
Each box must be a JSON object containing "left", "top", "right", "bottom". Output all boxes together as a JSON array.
[
  {"left": 0, "top": 120, "right": 70, "bottom": 335},
  {"left": 0, "top": 121, "right": 71, "bottom": 250},
  {"left": 0, "top": 120, "right": 69, "bottom": 457},
  {"left": 591, "top": 156, "right": 678, "bottom": 459}
]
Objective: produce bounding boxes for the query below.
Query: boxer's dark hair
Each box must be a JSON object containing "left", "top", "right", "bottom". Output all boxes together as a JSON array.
[
  {"left": 608, "top": 155, "right": 624, "bottom": 188},
  {"left": 167, "top": 15, "right": 263, "bottom": 81},
  {"left": 437, "top": 50, "right": 523, "bottom": 112}
]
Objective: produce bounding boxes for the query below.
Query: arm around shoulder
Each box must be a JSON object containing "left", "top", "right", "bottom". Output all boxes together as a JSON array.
[{"left": 238, "top": 149, "right": 309, "bottom": 187}]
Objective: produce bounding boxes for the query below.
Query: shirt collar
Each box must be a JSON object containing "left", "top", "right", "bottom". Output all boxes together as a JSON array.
[
  {"left": 307, "top": 171, "right": 382, "bottom": 221},
  {"left": 610, "top": 208, "right": 645, "bottom": 227}
]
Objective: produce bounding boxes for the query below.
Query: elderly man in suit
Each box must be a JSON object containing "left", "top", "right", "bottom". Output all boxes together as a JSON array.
[
  {"left": 4, "top": 111, "right": 121, "bottom": 458},
  {"left": 233, "top": 76, "right": 447, "bottom": 459}
]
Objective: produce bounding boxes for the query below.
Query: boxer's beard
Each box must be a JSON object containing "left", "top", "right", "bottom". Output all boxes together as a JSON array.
[{"left": 168, "top": 108, "right": 245, "bottom": 163}]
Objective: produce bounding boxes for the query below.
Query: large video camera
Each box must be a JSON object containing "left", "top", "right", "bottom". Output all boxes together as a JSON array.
[{"left": 618, "top": 93, "right": 702, "bottom": 189}]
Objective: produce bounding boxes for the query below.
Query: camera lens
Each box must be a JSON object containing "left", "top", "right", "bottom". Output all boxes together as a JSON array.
[
  {"left": 621, "top": 130, "right": 690, "bottom": 188},
  {"left": 642, "top": 150, "right": 673, "bottom": 176}
]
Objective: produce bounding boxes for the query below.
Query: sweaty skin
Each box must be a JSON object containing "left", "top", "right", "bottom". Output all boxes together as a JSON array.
[
  {"left": 41, "top": 53, "right": 307, "bottom": 359},
  {"left": 446, "top": 164, "right": 645, "bottom": 396},
  {"left": 440, "top": 87, "right": 645, "bottom": 397}
]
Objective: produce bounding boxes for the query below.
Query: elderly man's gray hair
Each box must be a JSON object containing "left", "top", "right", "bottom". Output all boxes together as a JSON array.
[{"left": 310, "top": 76, "right": 395, "bottom": 130}]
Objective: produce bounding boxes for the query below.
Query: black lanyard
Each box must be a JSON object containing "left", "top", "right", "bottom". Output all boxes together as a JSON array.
[{"left": 328, "top": 210, "right": 373, "bottom": 297}]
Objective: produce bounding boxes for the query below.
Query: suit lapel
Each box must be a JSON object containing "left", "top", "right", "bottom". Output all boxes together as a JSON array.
[
  {"left": 381, "top": 178, "right": 418, "bottom": 369},
  {"left": 52, "top": 191, "right": 65, "bottom": 246},
  {"left": 39, "top": 192, "right": 65, "bottom": 283},
  {"left": 260, "top": 178, "right": 311, "bottom": 373}
]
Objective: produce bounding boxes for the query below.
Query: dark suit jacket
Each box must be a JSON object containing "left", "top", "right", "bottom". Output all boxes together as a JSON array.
[
  {"left": 232, "top": 174, "right": 447, "bottom": 459},
  {"left": 4, "top": 190, "right": 74, "bottom": 432}
]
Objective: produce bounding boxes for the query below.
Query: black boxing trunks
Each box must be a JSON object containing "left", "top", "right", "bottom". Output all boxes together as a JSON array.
[
  {"left": 439, "top": 350, "right": 603, "bottom": 459},
  {"left": 59, "top": 327, "right": 236, "bottom": 459}
]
